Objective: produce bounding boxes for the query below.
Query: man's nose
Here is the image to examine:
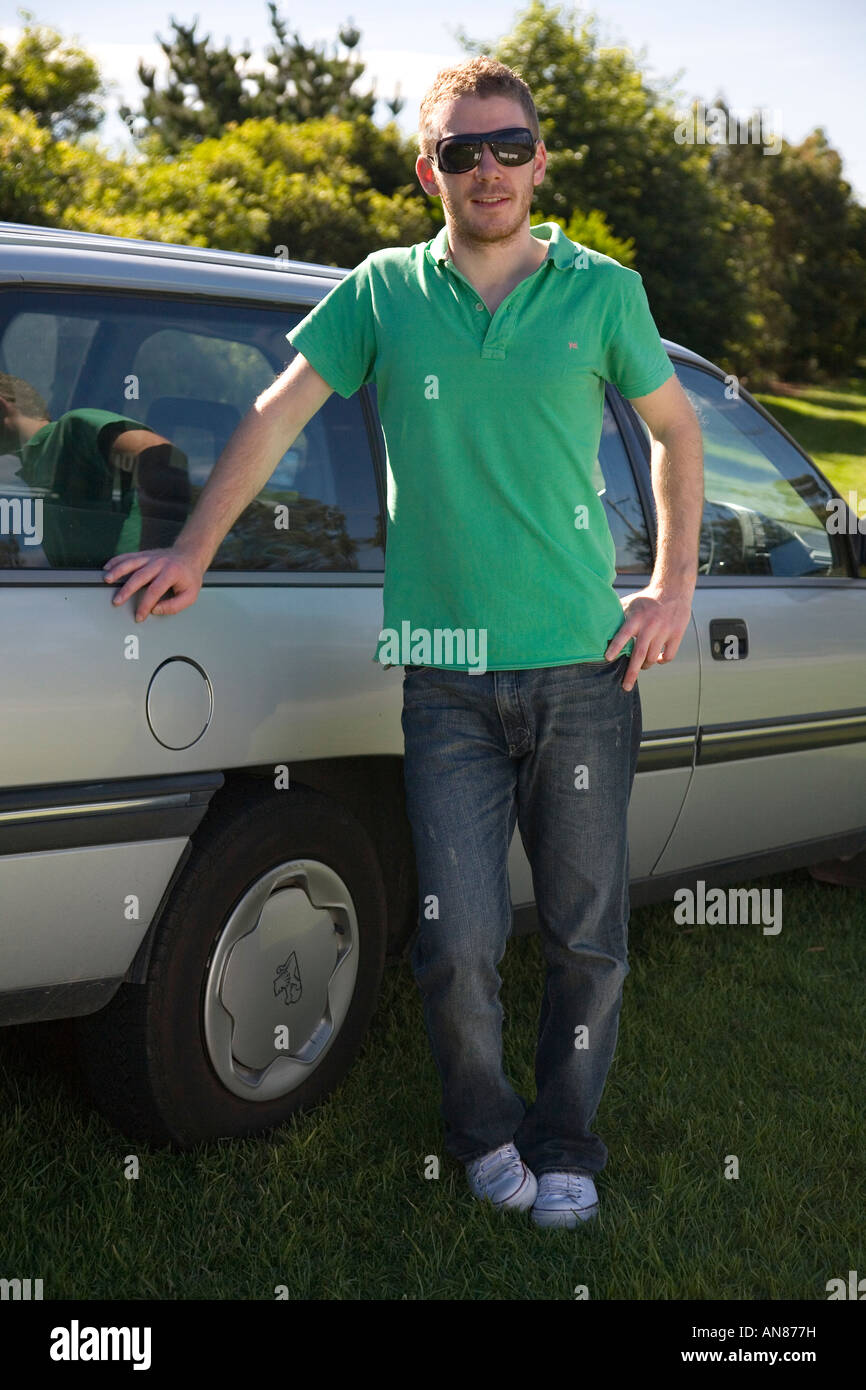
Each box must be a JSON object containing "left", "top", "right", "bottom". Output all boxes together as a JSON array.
[{"left": 474, "top": 142, "right": 501, "bottom": 176}]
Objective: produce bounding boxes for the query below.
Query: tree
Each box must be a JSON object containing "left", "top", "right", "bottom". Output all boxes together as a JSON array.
[
  {"left": 257, "top": 6, "right": 375, "bottom": 125},
  {"left": 0, "top": 8, "right": 106, "bottom": 141},
  {"left": 57, "top": 116, "right": 439, "bottom": 266},
  {"left": 711, "top": 121, "right": 866, "bottom": 377},
  {"left": 119, "top": 4, "right": 401, "bottom": 152}
]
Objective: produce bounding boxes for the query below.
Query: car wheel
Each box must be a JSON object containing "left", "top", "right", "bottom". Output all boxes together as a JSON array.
[{"left": 74, "top": 780, "right": 387, "bottom": 1147}]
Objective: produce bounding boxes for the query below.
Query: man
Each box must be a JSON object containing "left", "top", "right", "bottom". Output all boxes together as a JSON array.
[{"left": 104, "top": 57, "right": 704, "bottom": 1229}]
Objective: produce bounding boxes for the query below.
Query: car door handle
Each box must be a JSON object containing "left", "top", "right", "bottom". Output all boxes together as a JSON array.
[{"left": 709, "top": 618, "right": 749, "bottom": 660}]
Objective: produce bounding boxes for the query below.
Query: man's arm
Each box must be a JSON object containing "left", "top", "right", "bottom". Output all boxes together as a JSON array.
[
  {"left": 103, "top": 353, "right": 334, "bottom": 620},
  {"left": 604, "top": 372, "right": 704, "bottom": 689}
]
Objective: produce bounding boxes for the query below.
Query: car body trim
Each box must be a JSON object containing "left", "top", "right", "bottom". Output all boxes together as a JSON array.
[
  {"left": 698, "top": 709, "right": 866, "bottom": 764},
  {"left": 637, "top": 732, "right": 696, "bottom": 771},
  {"left": 0, "top": 794, "right": 191, "bottom": 823},
  {"left": 0, "top": 772, "right": 223, "bottom": 855}
]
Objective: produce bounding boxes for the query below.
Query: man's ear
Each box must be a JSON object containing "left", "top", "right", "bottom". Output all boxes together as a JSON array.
[
  {"left": 415, "top": 154, "right": 441, "bottom": 199},
  {"left": 532, "top": 139, "right": 547, "bottom": 188}
]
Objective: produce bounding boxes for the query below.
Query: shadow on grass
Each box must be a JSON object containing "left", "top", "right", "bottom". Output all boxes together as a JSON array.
[{"left": 0, "top": 1015, "right": 99, "bottom": 1131}]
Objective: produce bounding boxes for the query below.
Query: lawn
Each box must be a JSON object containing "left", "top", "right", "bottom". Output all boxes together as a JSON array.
[{"left": 1, "top": 867, "right": 863, "bottom": 1301}]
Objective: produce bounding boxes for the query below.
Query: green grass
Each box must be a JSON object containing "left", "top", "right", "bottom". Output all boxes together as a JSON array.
[
  {"left": 1, "top": 868, "right": 863, "bottom": 1300},
  {"left": 754, "top": 379, "right": 866, "bottom": 497}
]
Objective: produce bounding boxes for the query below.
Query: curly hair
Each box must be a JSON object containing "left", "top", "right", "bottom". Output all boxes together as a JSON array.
[{"left": 418, "top": 57, "right": 540, "bottom": 162}]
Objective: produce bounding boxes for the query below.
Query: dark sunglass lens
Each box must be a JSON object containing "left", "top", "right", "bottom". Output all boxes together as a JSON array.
[
  {"left": 491, "top": 132, "right": 535, "bottom": 164},
  {"left": 493, "top": 144, "right": 530, "bottom": 164},
  {"left": 440, "top": 139, "right": 479, "bottom": 173}
]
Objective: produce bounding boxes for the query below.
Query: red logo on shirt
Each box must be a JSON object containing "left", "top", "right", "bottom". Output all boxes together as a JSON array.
[{"left": 568, "top": 341, "right": 579, "bottom": 349}]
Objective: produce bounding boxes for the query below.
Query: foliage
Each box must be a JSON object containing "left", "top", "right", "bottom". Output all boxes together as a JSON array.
[
  {"left": 118, "top": 3, "right": 402, "bottom": 153},
  {"left": 0, "top": 7, "right": 106, "bottom": 140},
  {"left": 50, "top": 116, "right": 437, "bottom": 265}
]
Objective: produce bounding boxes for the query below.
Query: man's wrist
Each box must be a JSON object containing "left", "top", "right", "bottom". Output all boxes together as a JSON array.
[
  {"left": 174, "top": 531, "right": 213, "bottom": 574},
  {"left": 647, "top": 569, "right": 697, "bottom": 600}
]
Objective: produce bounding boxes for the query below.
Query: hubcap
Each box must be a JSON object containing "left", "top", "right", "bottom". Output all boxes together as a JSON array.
[{"left": 202, "top": 860, "right": 359, "bottom": 1101}]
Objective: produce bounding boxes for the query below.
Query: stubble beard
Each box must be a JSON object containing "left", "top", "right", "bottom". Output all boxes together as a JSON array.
[{"left": 439, "top": 174, "right": 536, "bottom": 250}]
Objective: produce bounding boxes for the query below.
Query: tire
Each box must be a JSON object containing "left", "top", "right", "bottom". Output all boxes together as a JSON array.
[{"left": 74, "top": 779, "right": 387, "bottom": 1148}]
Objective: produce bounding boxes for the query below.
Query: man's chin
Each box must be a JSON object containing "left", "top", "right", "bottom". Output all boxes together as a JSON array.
[{"left": 456, "top": 205, "right": 528, "bottom": 244}]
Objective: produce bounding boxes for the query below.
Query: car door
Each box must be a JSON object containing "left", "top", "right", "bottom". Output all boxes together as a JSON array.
[{"left": 633, "top": 361, "right": 866, "bottom": 874}]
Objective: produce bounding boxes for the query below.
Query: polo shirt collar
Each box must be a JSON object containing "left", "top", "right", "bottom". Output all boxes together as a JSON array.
[
  {"left": 425, "top": 219, "right": 577, "bottom": 271},
  {"left": 530, "top": 220, "right": 578, "bottom": 269}
]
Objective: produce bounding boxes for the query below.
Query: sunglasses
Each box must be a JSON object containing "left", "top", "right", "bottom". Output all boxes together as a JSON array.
[{"left": 433, "top": 127, "right": 538, "bottom": 174}]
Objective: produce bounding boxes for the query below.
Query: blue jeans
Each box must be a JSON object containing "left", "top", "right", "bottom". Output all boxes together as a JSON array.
[{"left": 400, "top": 652, "right": 641, "bottom": 1177}]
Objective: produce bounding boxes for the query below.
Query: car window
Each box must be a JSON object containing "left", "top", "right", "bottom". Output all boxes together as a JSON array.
[
  {"left": 672, "top": 364, "right": 848, "bottom": 577},
  {"left": 593, "top": 400, "right": 653, "bottom": 574},
  {"left": 0, "top": 288, "right": 384, "bottom": 572}
]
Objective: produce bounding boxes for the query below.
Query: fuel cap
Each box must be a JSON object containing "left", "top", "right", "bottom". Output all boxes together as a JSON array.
[{"left": 146, "top": 656, "right": 213, "bottom": 749}]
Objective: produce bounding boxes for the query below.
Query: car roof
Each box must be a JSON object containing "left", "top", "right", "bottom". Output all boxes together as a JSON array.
[{"left": 0, "top": 220, "right": 722, "bottom": 373}]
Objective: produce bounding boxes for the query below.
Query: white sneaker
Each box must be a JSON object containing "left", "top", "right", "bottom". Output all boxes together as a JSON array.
[
  {"left": 531, "top": 1171, "right": 599, "bottom": 1227},
  {"left": 466, "top": 1143, "right": 538, "bottom": 1211}
]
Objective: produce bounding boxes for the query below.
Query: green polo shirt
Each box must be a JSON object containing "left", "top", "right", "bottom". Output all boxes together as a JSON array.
[{"left": 286, "top": 220, "right": 674, "bottom": 672}]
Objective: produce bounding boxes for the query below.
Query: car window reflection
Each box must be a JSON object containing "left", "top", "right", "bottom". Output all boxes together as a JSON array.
[{"left": 0, "top": 372, "right": 189, "bottom": 567}]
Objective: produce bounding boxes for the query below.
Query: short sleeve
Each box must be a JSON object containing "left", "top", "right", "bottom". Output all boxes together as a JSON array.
[
  {"left": 285, "top": 257, "right": 377, "bottom": 399},
  {"left": 604, "top": 270, "right": 674, "bottom": 400},
  {"left": 95, "top": 415, "right": 151, "bottom": 460}
]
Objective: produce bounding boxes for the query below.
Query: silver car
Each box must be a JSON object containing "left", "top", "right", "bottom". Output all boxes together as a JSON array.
[{"left": 1, "top": 221, "right": 864, "bottom": 1146}]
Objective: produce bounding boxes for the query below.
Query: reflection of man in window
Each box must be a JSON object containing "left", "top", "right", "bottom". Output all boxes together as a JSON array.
[{"left": 0, "top": 373, "right": 189, "bottom": 566}]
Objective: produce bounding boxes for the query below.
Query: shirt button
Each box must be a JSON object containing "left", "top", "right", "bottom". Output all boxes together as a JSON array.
[{"left": 475, "top": 302, "right": 484, "bottom": 311}]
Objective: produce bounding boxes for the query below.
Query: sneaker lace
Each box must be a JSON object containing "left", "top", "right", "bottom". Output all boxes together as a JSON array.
[
  {"left": 542, "top": 1171, "right": 590, "bottom": 1196},
  {"left": 473, "top": 1144, "right": 518, "bottom": 1177}
]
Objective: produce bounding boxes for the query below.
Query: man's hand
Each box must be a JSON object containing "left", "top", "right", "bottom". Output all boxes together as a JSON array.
[
  {"left": 604, "top": 585, "right": 693, "bottom": 691},
  {"left": 103, "top": 545, "right": 206, "bottom": 622}
]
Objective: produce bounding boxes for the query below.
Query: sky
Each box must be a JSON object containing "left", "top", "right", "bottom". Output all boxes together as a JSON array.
[{"left": 3, "top": 0, "right": 865, "bottom": 200}]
